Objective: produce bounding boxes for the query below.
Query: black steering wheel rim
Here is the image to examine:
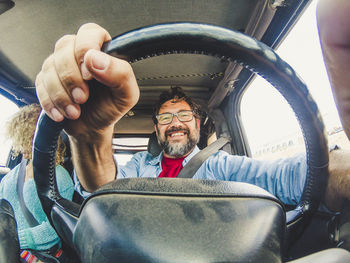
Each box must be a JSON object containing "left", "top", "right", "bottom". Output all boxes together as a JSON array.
[{"left": 33, "top": 22, "right": 329, "bottom": 249}]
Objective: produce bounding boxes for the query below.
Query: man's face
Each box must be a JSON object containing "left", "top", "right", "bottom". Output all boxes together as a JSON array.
[{"left": 155, "top": 99, "right": 200, "bottom": 158}]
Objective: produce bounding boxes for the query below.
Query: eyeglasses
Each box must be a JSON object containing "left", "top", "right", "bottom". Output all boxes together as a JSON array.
[{"left": 156, "top": 110, "right": 194, "bottom": 125}]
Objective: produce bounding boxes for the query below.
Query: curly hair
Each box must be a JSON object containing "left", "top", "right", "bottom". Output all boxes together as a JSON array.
[
  {"left": 152, "top": 86, "right": 203, "bottom": 124},
  {"left": 5, "top": 104, "right": 66, "bottom": 165}
]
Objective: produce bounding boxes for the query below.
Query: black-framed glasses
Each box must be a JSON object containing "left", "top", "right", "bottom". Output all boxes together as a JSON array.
[{"left": 156, "top": 110, "right": 194, "bottom": 125}]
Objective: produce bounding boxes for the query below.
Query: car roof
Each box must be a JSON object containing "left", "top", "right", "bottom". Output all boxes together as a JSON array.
[{"left": 0, "top": 0, "right": 311, "bottom": 134}]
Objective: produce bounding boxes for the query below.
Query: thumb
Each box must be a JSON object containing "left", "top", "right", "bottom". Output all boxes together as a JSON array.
[{"left": 82, "top": 49, "right": 136, "bottom": 88}]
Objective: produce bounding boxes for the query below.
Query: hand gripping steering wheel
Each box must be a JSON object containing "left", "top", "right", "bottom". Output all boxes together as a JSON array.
[{"left": 33, "top": 23, "right": 329, "bottom": 262}]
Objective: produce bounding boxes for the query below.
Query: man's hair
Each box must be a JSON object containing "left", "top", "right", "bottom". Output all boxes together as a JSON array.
[{"left": 152, "top": 86, "right": 202, "bottom": 124}]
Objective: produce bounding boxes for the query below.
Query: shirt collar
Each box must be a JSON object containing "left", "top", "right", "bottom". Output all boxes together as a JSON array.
[
  {"left": 149, "top": 151, "right": 163, "bottom": 165},
  {"left": 148, "top": 145, "right": 200, "bottom": 166}
]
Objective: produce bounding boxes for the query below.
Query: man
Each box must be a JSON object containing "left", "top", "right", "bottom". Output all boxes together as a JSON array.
[
  {"left": 36, "top": 23, "right": 347, "bottom": 211},
  {"left": 90, "top": 86, "right": 305, "bottom": 206}
]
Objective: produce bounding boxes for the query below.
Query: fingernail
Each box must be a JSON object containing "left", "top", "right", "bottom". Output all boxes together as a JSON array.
[
  {"left": 72, "top": 87, "right": 86, "bottom": 104},
  {"left": 51, "top": 108, "right": 64, "bottom": 122},
  {"left": 90, "top": 50, "right": 110, "bottom": 70},
  {"left": 65, "top": 105, "right": 79, "bottom": 119},
  {"left": 81, "top": 62, "right": 92, "bottom": 80}
]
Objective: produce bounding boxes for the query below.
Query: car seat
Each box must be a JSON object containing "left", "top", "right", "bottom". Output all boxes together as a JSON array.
[
  {"left": 147, "top": 131, "right": 162, "bottom": 157},
  {"left": 0, "top": 199, "right": 20, "bottom": 263}
]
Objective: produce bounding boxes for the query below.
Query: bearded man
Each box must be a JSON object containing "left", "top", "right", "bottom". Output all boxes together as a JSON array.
[{"left": 74, "top": 86, "right": 307, "bottom": 206}]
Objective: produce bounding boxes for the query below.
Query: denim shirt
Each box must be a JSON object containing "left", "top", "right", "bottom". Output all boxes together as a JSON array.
[{"left": 75, "top": 146, "right": 307, "bottom": 205}]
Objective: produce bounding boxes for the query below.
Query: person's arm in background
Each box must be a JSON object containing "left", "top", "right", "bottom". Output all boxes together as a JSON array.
[{"left": 317, "top": 0, "right": 350, "bottom": 139}]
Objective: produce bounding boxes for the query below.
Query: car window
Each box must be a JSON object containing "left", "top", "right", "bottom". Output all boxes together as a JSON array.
[
  {"left": 241, "top": 1, "right": 350, "bottom": 160},
  {"left": 113, "top": 137, "right": 149, "bottom": 165},
  {"left": 0, "top": 94, "right": 19, "bottom": 166},
  {"left": 241, "top": 76, "right": 305, "bottom": 160}
]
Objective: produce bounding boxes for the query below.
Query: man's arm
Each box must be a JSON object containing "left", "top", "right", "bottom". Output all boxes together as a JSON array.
[
  {"left": 68, "top": 126, "right": 116, "bottom": 192},
  {"left": 317, "top": 0, "right": 350, "bottom": 139},
  {"left": 212, "top": 149, "right": 349, "bottom": 211},
  {"left": 35, "top": 23, "right": 140, "bottom": 192},
  {"left": 206, "top": 152, "right": 307, "bottom": 205}
]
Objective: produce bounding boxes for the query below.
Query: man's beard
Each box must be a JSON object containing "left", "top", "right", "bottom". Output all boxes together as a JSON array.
[{"left": 157, "top": 125, "right": 200, "bottom": 158}]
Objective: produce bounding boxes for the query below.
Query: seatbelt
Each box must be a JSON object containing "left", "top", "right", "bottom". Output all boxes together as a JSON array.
[
  {"left": 177, "top": 137, "right": 230, "bottom": 178},
  {"left": 16, "top": 158, "right": 40, "bottom": 227}
]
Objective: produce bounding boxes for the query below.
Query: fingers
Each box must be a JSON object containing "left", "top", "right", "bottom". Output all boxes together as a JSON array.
[
  {"left": 36, "top": 72, "right": 64, "bottom": 122},
  {"left": 75, "top": 23, "right": 112, "bottom": 80},
  {"left": 54, "top": 34, "right": 89, "bottom": 105},
  {"left": 83, "top": 49, "right": 140, "bottom": 107},
  {"left": 36, "top": 23, "right": 112, "bottom": 122},
  {"left": 83, "top": 50, "right": 132, "bottom": 86},
  {"left": 36, "top": 55, "right": 81, "bottom": 122}
]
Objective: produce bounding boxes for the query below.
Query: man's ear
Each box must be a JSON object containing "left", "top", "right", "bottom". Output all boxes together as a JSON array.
[{"left": 154, "top": 125, "right": 158, "bottom": 136}]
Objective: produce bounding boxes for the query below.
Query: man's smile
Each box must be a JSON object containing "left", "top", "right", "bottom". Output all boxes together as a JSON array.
[{"left": 165, "top": 129, "right": 189, "bottom": 140}]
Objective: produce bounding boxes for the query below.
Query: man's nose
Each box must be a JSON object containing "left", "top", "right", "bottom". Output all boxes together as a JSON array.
[{"left": 171, "top": 115, "right": 182, "bottom": 125}]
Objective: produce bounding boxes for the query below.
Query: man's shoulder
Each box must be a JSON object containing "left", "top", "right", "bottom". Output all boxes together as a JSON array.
[
  {"left": 203, "top": 150, "right": 248, "bottom": 166},
  {"left": 208, "top": 149, "right": 230, "bottom": 159},
  {"left": 184, "top": 147, "right": 230, "bottom": 164}
]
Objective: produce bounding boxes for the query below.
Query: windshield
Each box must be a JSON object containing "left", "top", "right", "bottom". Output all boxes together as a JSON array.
[{"left": 241, "top": 0, "right": 348, "bottom": 160}]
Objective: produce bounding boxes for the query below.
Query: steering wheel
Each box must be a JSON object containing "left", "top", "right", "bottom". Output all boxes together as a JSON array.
[{"left": 33, "top": 23, "right": 329, "bottom": 262}]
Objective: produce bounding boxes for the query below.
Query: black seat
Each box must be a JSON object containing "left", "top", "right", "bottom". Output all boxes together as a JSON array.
[
  {"left": 0, "top": 199, "right": 20, "bottom": 263},
  {"left": 147, "top": 131, "right": 162, "bottom": 157}
]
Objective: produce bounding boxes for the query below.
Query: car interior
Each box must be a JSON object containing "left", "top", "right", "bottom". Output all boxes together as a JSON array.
[{"left": 0, "top": 0, "right": 350, "bottom": 262}]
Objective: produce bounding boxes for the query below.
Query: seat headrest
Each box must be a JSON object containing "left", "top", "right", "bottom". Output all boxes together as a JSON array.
[{"left": 147, "top": 132, "right": 162, "bottom": 157}]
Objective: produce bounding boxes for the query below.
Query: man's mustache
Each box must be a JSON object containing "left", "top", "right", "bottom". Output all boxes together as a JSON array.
[{"left": 165, "top": 126, "right": 190, "bottom": 137}]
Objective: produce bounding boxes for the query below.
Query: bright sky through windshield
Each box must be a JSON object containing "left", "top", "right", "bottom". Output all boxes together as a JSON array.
[{"left": 241, "top": 0, "right": 341, "bottom": 149}]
